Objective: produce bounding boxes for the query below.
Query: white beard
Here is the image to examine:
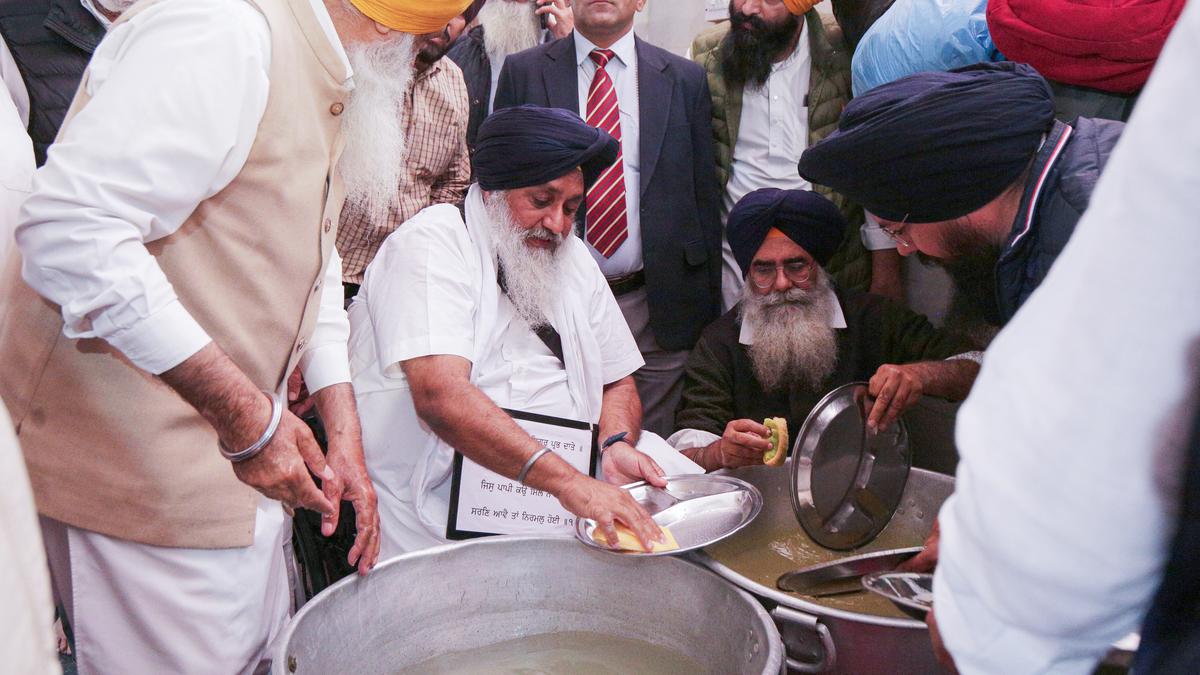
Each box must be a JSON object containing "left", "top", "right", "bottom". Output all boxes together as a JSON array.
[
  {"left": 485, "top": 191, "right": 566, "bottom": 328},
  {"left": 740, "top": 271, "right": 839, "bottom": 393},
  {"left": 478, "top": 1, "right": 542, "bottom": 62},
  {"left": 338, "top": 35, "right": 416, "bottom": 227}
]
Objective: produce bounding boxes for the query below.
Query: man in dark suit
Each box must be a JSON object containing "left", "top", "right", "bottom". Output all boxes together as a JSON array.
[{"left": 493, "top": 0, "right": 722, "bottom": 437}]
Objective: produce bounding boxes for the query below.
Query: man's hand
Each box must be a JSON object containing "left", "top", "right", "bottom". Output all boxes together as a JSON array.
[
  {"left": 160, "top": 343, "right": 337, "bottom": 518},
  {"left": 705, "top": 418, "right": 772, "bottom": 470},
  {"left": 287, "top": 368, "right": 316, "bottom": 418},
  {"left": 312, "top": 383, "right": 380, "bottom": 575},
  {"left": 867, "top": 363, "right": 925, "bottom": 432},
  {"left": 898, "top": 518, "right": 940, "bottom": 573},
  {"left": 602, "top": 441, "right": 667, "bottom": 487},
  {"left": 536, "top": 0, "right": 574, "bottom": 38},
  {"left": 557, "top": 473, "right": 663, "bottom": 551},
  {"left": 230, "top": 406, "right": 338, "bottom": 517}
]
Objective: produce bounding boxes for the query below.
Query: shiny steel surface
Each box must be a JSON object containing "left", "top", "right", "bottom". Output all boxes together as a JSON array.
[
  {"left": 694, "top": 461, "right": 954, "bottom": 674},
  {"left": 862, "top": 572, "right": 934, "bottom": 621},
  {"left": 792, "top": 383, "right": 913, "bottom": 551},
  {"left": 274, "top": 535, "right": 785, "bottom": 675},
  {"left": 777, "top": 547, "right": 923, "bottom": 596},
  {"left": 575, "top": 474, "right": 763, "bottom": 556}
]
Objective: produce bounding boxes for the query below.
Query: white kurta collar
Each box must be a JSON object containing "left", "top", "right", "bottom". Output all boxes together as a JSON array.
[{"left": 738, "top": 288, "right": 848, "bottom": 346}]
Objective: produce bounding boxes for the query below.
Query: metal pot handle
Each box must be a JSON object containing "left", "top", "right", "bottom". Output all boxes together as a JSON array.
[{"left": 769, "top": 606, "right": 837, "bottom": 673}]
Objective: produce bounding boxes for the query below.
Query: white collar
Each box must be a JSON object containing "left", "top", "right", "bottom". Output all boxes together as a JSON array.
[
  {"left": 79, "top": 0, "right": 113, "bottom": 28},
  {"left": 574, "top": 29, "right": 637, "bottom": 68},
  {"left": 738, "top": 288, "right": 848, "bottom": 346}
]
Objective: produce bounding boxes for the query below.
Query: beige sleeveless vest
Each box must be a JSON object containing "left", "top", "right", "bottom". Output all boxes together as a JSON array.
[{"left": 0, "top": 0, "right": 351, "bottom": 548}]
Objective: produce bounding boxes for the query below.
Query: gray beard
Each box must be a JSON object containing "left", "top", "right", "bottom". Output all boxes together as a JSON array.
[
  {"left": 484, "top": 192, "right": 566, "bottom": 328},
  {"left": 740, "top": 274, "right": 839, "bottom": 394},
  {"left": 478, "top": 1, "right": 542, "bottom": 62},
  {"left": 339, "top": 35, "right": 416, "bottom": 227}
]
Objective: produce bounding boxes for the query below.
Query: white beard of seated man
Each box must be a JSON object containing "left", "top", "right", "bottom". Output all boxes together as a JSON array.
[
  {"left": 739, "top": 268, "right": 838, "bottom": 393},
  {"left": 348, "top": 105, "right": 676, "bottom": 558}
]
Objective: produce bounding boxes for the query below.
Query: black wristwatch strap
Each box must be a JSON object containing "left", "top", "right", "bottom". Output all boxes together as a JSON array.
[{"left": 601, "top": 431, "right": 629, "bottom": 452}]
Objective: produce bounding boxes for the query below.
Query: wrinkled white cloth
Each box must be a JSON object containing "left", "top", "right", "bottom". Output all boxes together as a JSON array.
[
  {"left": 933, "top": 5, "right": 1200, "bottom": 672},
  {"left": 350, "top": 185, "right": 645, "bottom": 557}
]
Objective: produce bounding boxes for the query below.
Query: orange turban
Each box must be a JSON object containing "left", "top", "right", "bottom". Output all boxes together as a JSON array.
[
  {"left": 782, "top": 0, "right": 823, "bottom": 15},
  {"left": 348, "top": 0, "right": 472, "bottom": 34}
]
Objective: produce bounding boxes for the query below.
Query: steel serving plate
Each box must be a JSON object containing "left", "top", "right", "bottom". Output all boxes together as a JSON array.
[
  {"left": 861, "top": 572, "right": 934, "bottom": 620},
  {"left": 575, "top": 473, "right": 763, "bottom": 556},
  {"left": 791, "top": 382, "right": 913, "bottom": 551}
]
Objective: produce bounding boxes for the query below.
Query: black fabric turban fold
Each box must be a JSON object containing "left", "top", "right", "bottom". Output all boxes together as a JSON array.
[
  {"left": 798, "top": 62, "right": 1056, "bottom": 224},
  {"left": 726, "top": 189, "right": 846, "bottom": 277},
  {"left": 473, "top": 105, "right": 620, "bottom": 191}
]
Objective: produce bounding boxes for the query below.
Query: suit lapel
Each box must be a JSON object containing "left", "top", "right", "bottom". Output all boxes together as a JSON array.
[
  {"left": 543, "top": 34, "right": 581, "bottom": 114},
  {"left": 636, "top": 37, "right": 672, "bottom": 198}
]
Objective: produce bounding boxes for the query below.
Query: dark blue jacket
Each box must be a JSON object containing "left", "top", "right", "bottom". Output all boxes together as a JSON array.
[
  {"left": 0, "top": 0, "right": 103, "bottom": 165},
  {"left": 994, "top": 117, "right": 1124, "bottom": 324},
  {"left": 493, "top": 33, "right": 723, "bottom": 352}
]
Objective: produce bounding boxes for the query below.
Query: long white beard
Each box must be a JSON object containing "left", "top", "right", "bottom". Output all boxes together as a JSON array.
[
  {"left": 478, "top": 0, "right": 542, "bottom": 62},
  {"left": 339, "top": 35, "right": 416, "bottom": 226},
  {"left": 741, "top": 272, "right": 839, "bottom": 393},
  {"left": 485, "top": 192, "right": 566, "bottom": 328}
]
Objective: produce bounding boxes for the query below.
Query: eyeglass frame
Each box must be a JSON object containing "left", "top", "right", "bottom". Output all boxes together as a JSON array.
[
  {"left": 877, "top": 214, "right": 915, "bottom": 249},
  {"left": 748, "top": 258, "right": 813, "bottom": 289}
]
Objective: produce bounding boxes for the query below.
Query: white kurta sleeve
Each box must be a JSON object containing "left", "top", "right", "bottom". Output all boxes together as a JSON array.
[
  {"left": 364, "top": 207, "right": 478, "bottom": 378},
  {"left": 587, "top": 269, "right": 644, "bottom": 385},
  {"left": 15, "top": 0, "right": 271, "bottom": 375},
  {"left": 298, "top": 246, "right": 352, "bottom": 392}
]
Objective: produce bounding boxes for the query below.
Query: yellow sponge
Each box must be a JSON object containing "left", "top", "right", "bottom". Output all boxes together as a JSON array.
[{"left": 593, "top": 523, "right": 680, "bottom": 553}]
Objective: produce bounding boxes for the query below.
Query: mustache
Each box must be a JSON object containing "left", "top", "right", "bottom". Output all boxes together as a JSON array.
[
  {"left": 729, "top": 10, "right": 770, "bottom": 33},
  {"left": 523, "top": 226, "right": 564, "bottom": 245},
  {"left": 760, "top": 287, "right": 816, "bottom": 307}
]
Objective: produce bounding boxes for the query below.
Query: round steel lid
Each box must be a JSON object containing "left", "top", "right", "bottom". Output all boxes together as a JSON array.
[{"left": 790, "top": 382, "right": 912, "bottom": 551}]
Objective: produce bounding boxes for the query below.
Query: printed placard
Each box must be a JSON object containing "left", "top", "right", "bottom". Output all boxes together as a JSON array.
[{"left": 446, "top": 409, "right": 597, "bottom": 540}]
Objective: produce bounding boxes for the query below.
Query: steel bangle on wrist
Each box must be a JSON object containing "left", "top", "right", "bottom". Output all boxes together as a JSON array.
[
  {"left": 517, "top": 447, "right": 552, "bottom": 485},
  {"left": 219, "top": 389, "right": 283, "bottom": 463}
]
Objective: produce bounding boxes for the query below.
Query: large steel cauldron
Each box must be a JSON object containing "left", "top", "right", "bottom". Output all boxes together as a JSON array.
[
  {"left": 692, "top": 462, "right": 954, "bottom": 674},
  {"left": 273, "top": 535, "right": 785, "bottom": 674}
]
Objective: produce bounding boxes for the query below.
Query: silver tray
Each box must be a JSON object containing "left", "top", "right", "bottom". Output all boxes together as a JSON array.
[
  {"left": 861, "top": 571, "right": 934, "bottom": 620},
  {"left": 574, "top": 474, "right": 763, "bottom": 557}
]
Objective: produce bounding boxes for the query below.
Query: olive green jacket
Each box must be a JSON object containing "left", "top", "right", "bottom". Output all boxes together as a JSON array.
[{"left": 691, "top": 12, "right": 870, "bottom": 291}]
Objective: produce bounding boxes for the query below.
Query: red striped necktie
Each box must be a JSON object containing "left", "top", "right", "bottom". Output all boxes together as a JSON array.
[{"left": 584, "top": 48, "right": 628, "bottom": 258}]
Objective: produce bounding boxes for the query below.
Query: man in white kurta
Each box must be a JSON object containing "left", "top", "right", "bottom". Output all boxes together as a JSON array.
[
  {"left": 351, "top": 105, "right": 671, "bottom": 557},
  {"left": 930, "top": 3, "right": 1200, "bottom": 672}
]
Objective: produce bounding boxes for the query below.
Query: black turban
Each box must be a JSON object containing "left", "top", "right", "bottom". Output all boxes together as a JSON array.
[
  {"left": 727, "top": 189, "right": 846, "bottom": 276},
  {"left": 473, "top": 105, "right": 619, "bottom": 191},
  {"left": 798, "top": 62, "right": 1055, "bottom": 223}
]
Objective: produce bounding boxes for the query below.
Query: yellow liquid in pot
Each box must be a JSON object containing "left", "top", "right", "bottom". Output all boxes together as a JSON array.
[{"left": 397, "top": 631, "right": 709, "bottom": 675}]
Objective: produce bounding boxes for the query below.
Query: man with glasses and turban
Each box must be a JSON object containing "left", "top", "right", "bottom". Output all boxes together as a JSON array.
[
  {"left": 670, "top": 189, "right": 980, "bottom": 470},
  {"left": 349, "top": 106, "right": 669, "bottom": 557},
  {"left": 0, "top": 0, "right": 470, "bottom": 671},
  {"left": 800, "top": 61, "right": 1124, "bottom": 329}
]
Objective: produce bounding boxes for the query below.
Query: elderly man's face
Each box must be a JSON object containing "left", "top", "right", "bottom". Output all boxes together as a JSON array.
[
  {"left": 499, "top": 171, "right": 585, "bottom": 252},
  {"left": 748, "top": 236, "right": 816, "bottom": 296}
]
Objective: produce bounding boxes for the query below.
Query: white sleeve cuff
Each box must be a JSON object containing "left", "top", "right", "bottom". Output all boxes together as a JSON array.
[
  {"left": 666, "top": 428, "right": 720, "bottom": 451},
  {"left": 299, "top": 342, "right": 352, "bottom": 393},
  {"left": 946, "top": 351, "right": 985, "bottom": 365},
  {"left": 861, "top": 213, "right": 899, "bottom": 251},
  {"left": 101, "top": 298, "right": 212, "bottom": 374}
]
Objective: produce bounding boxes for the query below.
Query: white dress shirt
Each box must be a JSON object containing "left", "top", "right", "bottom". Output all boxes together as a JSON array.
[
  {"left": 15, "top": 0, "right": 353, "bottom": 391},
  {"left": 574, "top": 29, "right": 643, "bottom": 276},
  {"left": 349, "top": 190, "right": 644, "bottom": 555},
  {"left": 933, "top": 5, "right": 1200, "bottom": 671},
  {"left": 719, "top": 27, "right": 814, "bottom": 311},
  {"left": 0, "top": 40, "right": 32, "bottom": 264},
  {"left": 0, "top": 36, "right": 28, "bottom": 127}
]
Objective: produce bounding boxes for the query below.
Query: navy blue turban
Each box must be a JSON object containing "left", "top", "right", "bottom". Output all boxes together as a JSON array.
[
  {"left": 473, "top": 105, "right": 619, "bottom": 191},
  {"left": 727, "top": 189, "right": 846, "bottom": 276},
  {"left": 798, "top": 62, "right": 1055, "bottom": 223}
]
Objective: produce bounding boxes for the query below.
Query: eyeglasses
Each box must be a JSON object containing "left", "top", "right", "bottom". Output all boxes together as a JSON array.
[
  {"left": 749, "top": 260, "right": 812, "bottom": 289},
  {"left": 878, "top": 214, "right": 914, "bottom": 249}
]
